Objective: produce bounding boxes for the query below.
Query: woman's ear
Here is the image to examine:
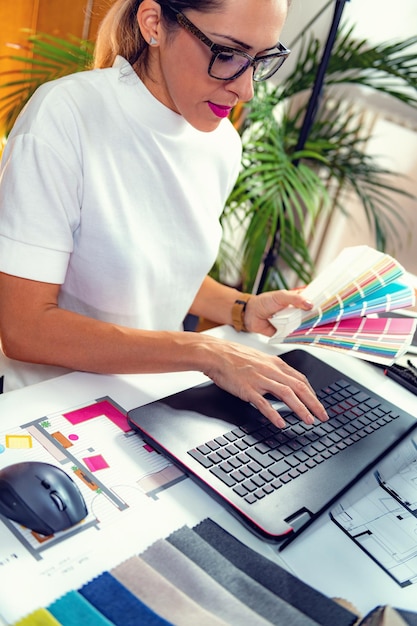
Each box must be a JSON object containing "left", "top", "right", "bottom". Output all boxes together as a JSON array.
[{"left": 137, "top": 0, "right": 162, "bottom": 46}]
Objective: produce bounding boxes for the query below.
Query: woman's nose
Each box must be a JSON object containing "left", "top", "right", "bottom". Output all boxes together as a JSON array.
[{"left": 228, "top": 68, "right": 255, "bottom": 103}]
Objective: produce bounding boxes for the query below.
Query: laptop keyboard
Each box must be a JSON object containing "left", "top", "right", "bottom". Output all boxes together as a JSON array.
[{"left": 187, "top": 379, "right": 400, "bottom": 505}]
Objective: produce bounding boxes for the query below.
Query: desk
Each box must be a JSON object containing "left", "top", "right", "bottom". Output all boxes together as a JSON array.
[{"left": 0, "top": 326, "right": 416, "bottom": 623}]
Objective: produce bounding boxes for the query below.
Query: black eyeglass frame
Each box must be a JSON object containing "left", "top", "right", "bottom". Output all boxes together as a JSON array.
[{"left": 167, "top": 6, "right": 291, "bottom": 82}]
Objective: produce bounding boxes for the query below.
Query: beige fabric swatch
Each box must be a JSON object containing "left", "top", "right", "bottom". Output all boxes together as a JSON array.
[
  {"left": 141, "top": 538, "right": 274, "bottom": 626},
  {"left": 111, "top": 555, "right": 229, "bottom": 626}
]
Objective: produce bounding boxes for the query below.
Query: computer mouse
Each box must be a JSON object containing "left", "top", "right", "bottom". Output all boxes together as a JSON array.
[{"left": 0, "top": 461, "right": 88, "bottom": 535}]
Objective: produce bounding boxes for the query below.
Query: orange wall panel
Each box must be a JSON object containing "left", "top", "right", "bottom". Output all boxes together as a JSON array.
[
  {"left": 36, "top": 0, "right": 90, "bottom": 38},
  {"left": 0, "top": 1, "right": 38, "bottom": 58},
  {"left": 0, "top": 0, "right": 115, "bottom": 137},
  {"left": 1, "top": 0, "right": 116, "bottom": 52}
]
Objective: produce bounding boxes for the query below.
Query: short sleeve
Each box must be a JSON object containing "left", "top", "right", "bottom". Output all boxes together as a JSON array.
[{"left": 0, "top": 88, "right": 83, "bottom": 283}]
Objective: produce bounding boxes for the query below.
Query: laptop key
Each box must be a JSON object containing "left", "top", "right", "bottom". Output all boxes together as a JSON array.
[
  {"left": 269, "top": 459, "right": 291, "bottom": 477},
  {"left": 225, "top": 443, "right": 240, "bottom": 455},
  {"left": 230, "top": 470, "right": 246, "bottom": 482},
  {"left": 209, "top": 466, "right": 236, "bottom": 487},
  {"left": 228, "top": 457, "right": 243, "bottom": 469},
  {"left": 219, "top": 460, "right": 235, "bottom": 473},
  {"left": 214, "top": 435, "right": 229, "bottom": 446},
  {"left": 206, "top": 440, "right": 220, "bottom": 451},
  {"left": 242, "top": 479, "right": 257, "bottom": 492},
  {"left": 240, "top": 466, "right": 255, "bottom": 478},
  {"left": 217, "top": 448, "right": 231, "bottom": 460},
  {"left": 233, "top": 484, "right": 248, "bottom": 497},
  {"left": 251, "top": 475, "right": 266, "bottom": 488},
  {"left": 248, "top": 461, "right": 263, "bottom": 473},
  {"left": 285, "top": 456, "right": 300, "bottom": 468},
  {"left": 246, "top": 448, "right": 275, "bottom": 468},
  {"left": 188, "top": 449, "right": 213, "bottom": 467},
  {"left": 207, "top": 452, "right": 223, "bottom": 464},
  {"left": 259, "top": 469, "right": 274, "bottom": 482}
]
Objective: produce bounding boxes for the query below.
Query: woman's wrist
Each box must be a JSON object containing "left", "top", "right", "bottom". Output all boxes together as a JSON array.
[{"left": 231, "top": 293, "right": 252, "bottom": 332}]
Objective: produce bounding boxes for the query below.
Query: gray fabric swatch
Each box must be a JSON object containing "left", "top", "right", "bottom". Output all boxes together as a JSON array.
[
  {"left": 194, "top": 518, "right": 357, "bottom": 626},
  {"left": 141, "top": 537, "right": 273, "bottom": 625},
  {"left": 167, "top": 526, "right": 320, "bottom": 626}
]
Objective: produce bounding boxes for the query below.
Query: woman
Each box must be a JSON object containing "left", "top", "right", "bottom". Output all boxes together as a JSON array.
[{"left": 0, "top": 0, "right": 327, "bottom": 428}]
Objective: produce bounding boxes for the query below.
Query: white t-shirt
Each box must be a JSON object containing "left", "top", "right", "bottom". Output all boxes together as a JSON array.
[{"left": 0, "top": 56, "right": 242, "bottom": 391}]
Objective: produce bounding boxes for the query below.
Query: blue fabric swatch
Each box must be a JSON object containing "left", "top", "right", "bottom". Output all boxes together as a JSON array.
[{"left": 78, "top": 571, "right": 173, "bottom": 626}]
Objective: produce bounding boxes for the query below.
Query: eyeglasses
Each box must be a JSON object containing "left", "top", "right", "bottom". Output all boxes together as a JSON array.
[{"left": 167, "top": 6, "right": 290, "bottom": 82}]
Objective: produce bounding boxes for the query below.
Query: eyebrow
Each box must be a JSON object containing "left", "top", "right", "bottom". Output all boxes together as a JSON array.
[{"left": 210, "top": 31, "right": 279, "bottom": 53}]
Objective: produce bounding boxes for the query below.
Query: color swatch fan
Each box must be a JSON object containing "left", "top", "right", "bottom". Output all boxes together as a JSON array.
[{"left": 269, "top": 245, "right": 417, "bottom": 364}]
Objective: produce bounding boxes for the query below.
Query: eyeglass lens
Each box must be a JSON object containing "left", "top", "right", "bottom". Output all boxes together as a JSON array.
[{"left": 210, "top": 51, "right": 287, "bottom": 82}]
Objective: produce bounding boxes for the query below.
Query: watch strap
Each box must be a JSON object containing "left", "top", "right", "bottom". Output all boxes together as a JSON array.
[{"left": 231, "top": 294, "right": 252, "bottom": 332}]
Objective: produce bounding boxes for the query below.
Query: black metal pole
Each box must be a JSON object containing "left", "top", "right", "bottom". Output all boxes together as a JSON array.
[{"left": 255, "top": 0, "right": 350, "bottom": 294}]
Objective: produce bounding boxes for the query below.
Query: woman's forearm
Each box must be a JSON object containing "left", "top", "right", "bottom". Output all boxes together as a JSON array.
[
  {"left": 0, "top": 272, "right": 219, "bottom": 375},
  {"left": 188, "top": 276, "right": 244, "bottom": 326}
]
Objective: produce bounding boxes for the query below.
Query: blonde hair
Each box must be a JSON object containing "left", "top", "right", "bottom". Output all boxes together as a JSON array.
[
  {"left": 94, "top": 0, "right": 145, "bottom": 68},
  {"left": 93, "top": 0, "right": 223, "bottom": 69}
]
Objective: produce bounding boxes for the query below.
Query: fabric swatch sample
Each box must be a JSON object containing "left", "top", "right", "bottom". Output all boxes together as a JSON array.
[
  {"left": 141, "top": 537, "right": 273, "bottom": 626},
  {"left": 111, "top": 554, "right": 229, "bottom": 626},
  {"left": 12, "top": 608, "right": 62, "bottom": 626},
  {"left": 394, "top": 609, "right": 417, "bottom": 626},
  {"left": 48, "top": 590, "right": 114, "bottom": 626},
  {"left": 194, "top": 518, "right": 358, "bottom": 626},
  {"left": 79, "top": 570, "right": 173, "bottom": 626},
  {"left": 167, "top": 525, "right": 320, "bottom": 626}
]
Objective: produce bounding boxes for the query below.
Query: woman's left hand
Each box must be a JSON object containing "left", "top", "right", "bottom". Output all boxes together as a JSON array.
[{"left": 244, "top": 290, "right": 313, "bottom": 337}]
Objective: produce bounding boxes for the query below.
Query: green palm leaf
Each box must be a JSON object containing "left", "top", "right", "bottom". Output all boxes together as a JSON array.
[
  {"left": 0, "top": 33, "right": 93, "bottom": 136},
  {"left": 218, "top": 23, "right": 417, "bottom": 292}
]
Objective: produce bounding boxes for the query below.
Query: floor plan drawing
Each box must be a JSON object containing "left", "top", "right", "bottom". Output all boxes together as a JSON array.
[
  {"left": 331, "top": 433, "right": 417, "bottom": 587},
  {"left": 0, "top": 397, "right": 185, "bottom": 561}
]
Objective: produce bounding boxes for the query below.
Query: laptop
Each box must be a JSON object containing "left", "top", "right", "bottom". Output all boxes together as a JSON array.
[{"left": 128, "top": 349, "right": 417, "bottom": 548}]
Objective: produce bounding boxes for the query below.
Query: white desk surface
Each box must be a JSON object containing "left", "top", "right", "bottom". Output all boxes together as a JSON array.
[{"left": 0, "top": 326, "right": 416, "bottom": 622}]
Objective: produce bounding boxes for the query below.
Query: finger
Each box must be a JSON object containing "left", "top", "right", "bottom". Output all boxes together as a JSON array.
[
  {"left": 251, "top": 388, "right": 317, "bottom": 428},
  {"left": 268, "top": 290, "right": 313, "bottom": 312},
  {"left": 274, "top": 359, "right": 317, "bottom": 393},
  {"left": 250, "top": 395, "right": 287, "bottom": 428},
  {"left": 249, "top": 374, "right": 328, "bottom": 427},
  {"left": 273, "top": 380, "right": 328, "bottom": 424},
  {"left": 261, "top": 360, "right": 328, "bottom": 423}
]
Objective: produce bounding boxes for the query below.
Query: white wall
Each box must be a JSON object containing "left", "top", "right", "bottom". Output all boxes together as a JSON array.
[{"left": 280, "top": 0, "right": 417, "bottom": 276}]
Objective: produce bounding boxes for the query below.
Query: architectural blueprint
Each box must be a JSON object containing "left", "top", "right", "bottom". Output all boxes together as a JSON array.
[{"left": 331, "top": 431, "right": 417, "bottom": 587}]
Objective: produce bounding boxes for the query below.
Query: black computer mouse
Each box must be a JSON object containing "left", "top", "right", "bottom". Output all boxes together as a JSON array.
[{"left": 0, "top": 461, "right": 88, "bottom": 535}]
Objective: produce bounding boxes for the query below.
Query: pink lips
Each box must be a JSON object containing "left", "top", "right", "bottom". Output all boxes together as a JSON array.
[{"left": 208, "top": 102, "right": 233, "bottom": 118}]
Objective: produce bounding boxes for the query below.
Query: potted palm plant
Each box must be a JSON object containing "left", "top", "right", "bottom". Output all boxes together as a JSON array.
[{"left": 213, "top": 26, "right": 417, "bottom": 292}]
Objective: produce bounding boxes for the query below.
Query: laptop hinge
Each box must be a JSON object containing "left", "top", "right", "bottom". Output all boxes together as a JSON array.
[{"left": 285, "top": 509, "right": 313, "bottom": 532}]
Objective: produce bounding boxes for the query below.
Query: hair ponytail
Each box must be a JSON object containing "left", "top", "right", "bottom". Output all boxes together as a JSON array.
[{"left": 94, "top": 0, "right": 145, "bottom": 68}]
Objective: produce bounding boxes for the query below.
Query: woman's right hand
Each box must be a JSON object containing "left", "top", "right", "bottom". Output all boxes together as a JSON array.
[{"left": 201, "top": 337, "right": 328, "bottom": 428}]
